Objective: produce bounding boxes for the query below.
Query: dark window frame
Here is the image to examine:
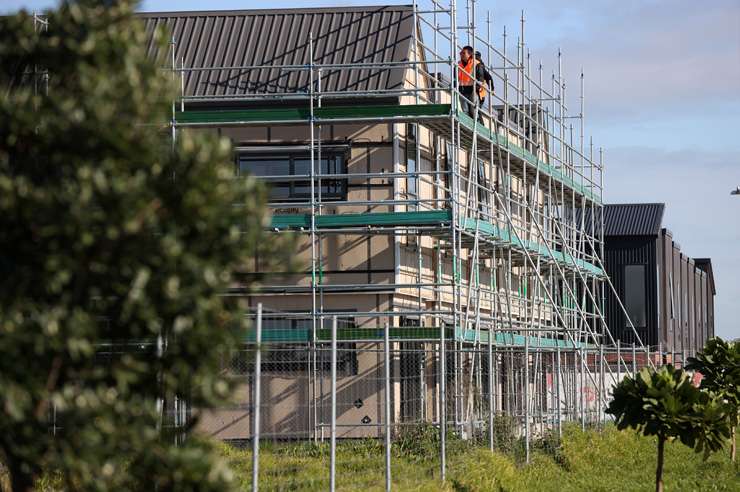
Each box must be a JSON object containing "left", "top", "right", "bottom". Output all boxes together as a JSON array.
[
  {"left": 624, "top": 263, "right": 647, "bottom": 329},
  {"left": 236, "top": 149, "right": 348, "bottom": 202},
  {"left": 405, "top": 123, "right": 418, "bottom": 198}
]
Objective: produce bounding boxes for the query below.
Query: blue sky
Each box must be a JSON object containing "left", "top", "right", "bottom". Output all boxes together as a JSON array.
[{"left": 4, "top": 1, "right": 739, "bottom": 339}]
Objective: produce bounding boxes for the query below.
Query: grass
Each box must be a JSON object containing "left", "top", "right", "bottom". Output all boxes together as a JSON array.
[
  {"left": 220, "top": 424, "right": 739, "bottom": 491},
  {"left": 4, "top": 424, "right": 738, "bottom": 490}
]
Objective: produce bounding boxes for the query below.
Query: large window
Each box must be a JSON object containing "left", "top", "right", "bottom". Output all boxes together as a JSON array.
[
  {"left": 624, "top": 264, "right": 647, "bottom": 328},
  {"left": 237, "top": 150, "right": 347, "bottom": 202}
]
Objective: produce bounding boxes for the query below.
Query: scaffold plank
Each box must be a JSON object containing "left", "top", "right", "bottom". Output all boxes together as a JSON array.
[
  {"left": 240, "top": 325, "right": 586, "bottom": 347},
  {"left": 174, "top": 103, "right": 451, "bottom": 125},
  {"left": 268, "top": 210, "right": 603, "bottom": 276},
  {"left": 455, "top": 111, "right": 602, "bottom": 204},
  {"left": 270, "top": 210, "right": 452, "bottom": 230},
  {"left": 461, "top": 218, "right": 605, "bottom": 277},
  {"left": 176, "top": 102, "right": 599, "bottom": 203}
]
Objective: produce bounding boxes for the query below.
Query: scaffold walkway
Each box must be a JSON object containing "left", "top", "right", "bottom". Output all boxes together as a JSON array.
[{"left": 175, "top": 103, "right": 599, "bottom": 204}]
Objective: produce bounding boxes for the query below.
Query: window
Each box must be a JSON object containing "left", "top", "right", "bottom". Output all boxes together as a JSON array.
[
  {"left": 406, "top": 124, "right": 418, "bottom": 198},
  {"left": 443, "top": 142, "right": 453, "bottom": 195},
  {"left": 477, "top": 159, "right": 491, "bottom": 219},
  {"left": 624, "top": 264, "right": 647, "bottom": 328},
  {"left": 237, "top": 150, "right": 347, "bottom": 201}
]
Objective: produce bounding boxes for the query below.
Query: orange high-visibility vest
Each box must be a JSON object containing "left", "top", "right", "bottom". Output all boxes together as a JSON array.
[{"left": 458, "top": 58, "right": 487, "bottom": 98}]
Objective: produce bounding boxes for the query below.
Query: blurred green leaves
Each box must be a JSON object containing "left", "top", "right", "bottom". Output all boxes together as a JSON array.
[
  {"left": 607, "top": 364, "right": 732, "bottom": 492},
  {"left": 0, "top": 1, "right": 291, "bottom": 489},
  {"left": 687, "top": 337, "right": 740, "bottom": 461}
]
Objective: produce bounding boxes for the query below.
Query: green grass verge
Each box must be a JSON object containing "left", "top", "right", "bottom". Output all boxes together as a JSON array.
[
  {"left": 221, "top": 424, "right": 739, "bottom": 491},
  {"left": 5, "top": 424, "right": 737, "bottom": 490}
]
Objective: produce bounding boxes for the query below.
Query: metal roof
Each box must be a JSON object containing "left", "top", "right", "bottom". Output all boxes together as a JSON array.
[
  {"left": 602, "top": 203, "right": 665, "bottom": 237},
  {"left": 139, "top": 6, "right": 414, "bottom": 100}
]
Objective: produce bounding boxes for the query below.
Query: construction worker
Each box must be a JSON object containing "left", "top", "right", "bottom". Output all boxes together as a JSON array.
[
  {"left": 457, "top": 45, "right": 487, "bottom": 122},
  {"left": 475, "top": 50, "right": 493, "bottom": 107}
]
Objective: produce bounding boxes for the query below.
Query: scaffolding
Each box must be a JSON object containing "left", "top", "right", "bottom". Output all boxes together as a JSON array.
[{"left": 165, "top": 0, "right": 657, "bottom": 483}]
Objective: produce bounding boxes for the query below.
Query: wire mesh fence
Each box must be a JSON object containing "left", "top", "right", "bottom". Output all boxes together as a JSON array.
[{"left": 175, "top": 306, "right": 671, "bottom": 490}]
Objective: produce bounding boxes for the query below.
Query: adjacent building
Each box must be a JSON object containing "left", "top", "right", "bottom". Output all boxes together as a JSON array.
[{"left": 602, "top": 203, "right": 715, "bottom": 356}]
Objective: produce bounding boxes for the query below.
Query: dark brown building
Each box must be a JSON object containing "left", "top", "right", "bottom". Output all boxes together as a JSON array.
[{"left": 602, "top": 203, "right": 716, "bottom": 356}]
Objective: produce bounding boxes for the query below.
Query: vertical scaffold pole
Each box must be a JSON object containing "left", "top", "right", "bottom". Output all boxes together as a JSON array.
[
  {"left": 632, "top": 343, "right": 637, "bottom": 376},
  {"left": 384, "top": 322, "right": 392, "bottom": 492},
  {"left": 556, "top": 343, "right": 562, "bottom": 438},
  {"left": 441, "top": 0, "right": 457, "bottom": 482},
  {"left": 330, "top": 316, "right": 337, "bottom": 492},
  {"left": 308, "top": 32, "right": 319, "bottom": 444},
  {"left": 170, "top": 36, "right": 176, "bottom": 150},
  {"left": 598, "top": 342, "right": 604, "bottom": 428},
  {"left": 251, "top": 303, "right": 262, "bottom": 492}
]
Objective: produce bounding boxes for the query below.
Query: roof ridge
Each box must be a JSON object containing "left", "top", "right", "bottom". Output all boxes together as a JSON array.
[
  {"left": 604, "top": 202, "right": 665, "bottom": 207},
  {"left": 138, "top": 5, "right": 413, "bottom": 17}
]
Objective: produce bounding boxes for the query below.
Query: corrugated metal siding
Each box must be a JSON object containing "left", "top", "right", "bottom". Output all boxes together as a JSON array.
[
  {"left": 659, "top": 232, "right": 674, "bottom": 351},
  {"left": 658, "top": 234, "right": 713, "bottom": 356},
  {"left": 687, "top": 257, "right": 696, "bottom": 352},
  {"left": 140, "top": 6, "right": 413, "bottom": 98},
  {"left": 673, "top": 243, "right": 682, "bottom": 351},
  {"left": 603, "top": 203, "right": 664, "bottom": 237},
  {"left": 603, "top": 236, "right": 658, "bottom": 347}
]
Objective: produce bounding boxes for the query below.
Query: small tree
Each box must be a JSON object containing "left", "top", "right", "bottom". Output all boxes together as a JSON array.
[
  {"left": 0, "top": 1, "right": 291, "bottom": 490},
  {"left": 687, "top": 337, "right": 740, "bottom": 462},
  {"left": 607, "top": 365, "right": 731, "bottom": 492}
]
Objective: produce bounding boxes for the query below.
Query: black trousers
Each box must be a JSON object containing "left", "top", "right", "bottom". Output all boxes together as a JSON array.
[{"left": 460, "top": 86, "right": 484, "bottom": 123}]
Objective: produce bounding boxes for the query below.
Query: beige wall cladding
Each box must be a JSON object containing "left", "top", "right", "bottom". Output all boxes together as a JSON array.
[
  {"left": 220, "top": 126, "right": 269, "bottom": 142},
  {"left": 331, "top": 123, "right": 391, "bottom": 143},
  {"left": 198, "top": 344, "right": 392, "bottom": 440},
  {"left": 250, "top": 232, "right": 394, "bottom": 288}
]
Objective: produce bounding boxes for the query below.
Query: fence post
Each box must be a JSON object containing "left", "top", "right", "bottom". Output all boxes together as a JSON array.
[
  {"left": 251, "top": 303, "right": 262, "bottom": 492},
  {"left": 439, "top": 322, "right": 446, "bottom": 481},
  {"left": 524, "top": 337, "right": 530, "bottom": 463},
  {"left": 616, "top": 340, "right": 621, "bottom": 383},
  {"left": 384, "top": 322, "right": 392, "bottom": 492},
  {"left": 487, "top": 327, "right": 494, "bottom": 452},
  {"left": 330, "top": 316, "right": 337, "bottom": 492},
  {"left": 556, "top": 344, "right": 562, "bottom": 438}
]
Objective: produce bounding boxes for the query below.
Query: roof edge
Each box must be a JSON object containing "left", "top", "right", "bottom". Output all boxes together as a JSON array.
[{"left": 137, "top": 5, "right": 414, "bottom": 17}]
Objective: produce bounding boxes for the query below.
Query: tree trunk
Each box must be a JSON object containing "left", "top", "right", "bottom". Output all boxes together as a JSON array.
[
  {"left": 655, "top": 435, "right": 665, "bottom": 492},
  {"left": 732, "top": 426, "right": 736, "bottom": 463}
]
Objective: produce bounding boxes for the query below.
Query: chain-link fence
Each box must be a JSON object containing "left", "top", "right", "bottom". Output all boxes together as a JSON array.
[{"left": 178, "top": 305, "right": 669, "bottom": 490}]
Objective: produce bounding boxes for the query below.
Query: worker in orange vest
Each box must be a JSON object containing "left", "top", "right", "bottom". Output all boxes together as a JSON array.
[{"left": 457, "top": 45, "right": 488, "bottom": 122}]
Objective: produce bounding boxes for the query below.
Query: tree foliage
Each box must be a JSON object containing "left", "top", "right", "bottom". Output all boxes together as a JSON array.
[
  {"left": 0, "top": 1, "right": 290, "bottom": 490},
  {"left": 607, "top": 365, "right": 731, "bottom": 492},
  {"left": 687, "top": 337, "right": 740, "bottom": 461}
]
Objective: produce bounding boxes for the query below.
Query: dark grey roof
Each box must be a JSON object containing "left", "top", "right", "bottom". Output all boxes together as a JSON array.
[
  {"left": 602, "top": 203, "right": 665, "bottom": 237},
  {"left": 139, "top": 6, "right": 414, "bottom": 99}
]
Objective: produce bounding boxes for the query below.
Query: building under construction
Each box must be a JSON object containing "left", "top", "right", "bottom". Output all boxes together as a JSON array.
[{"left": 141, "top": 2, "right": 662, "bottom": 461}]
